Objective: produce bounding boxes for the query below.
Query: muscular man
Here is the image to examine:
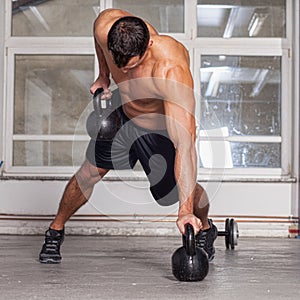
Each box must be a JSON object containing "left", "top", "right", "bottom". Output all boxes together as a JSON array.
[{"left": 39, "top": 9, "right": 217, "bottom": 264}]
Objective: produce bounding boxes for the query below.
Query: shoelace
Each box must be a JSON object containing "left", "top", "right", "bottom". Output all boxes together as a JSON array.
[
  {"left": 44, "top": 238, "right": 60, "bottom": 252},
  {"left": 196, "top": 233, "right": 207, "bottom": 248}
]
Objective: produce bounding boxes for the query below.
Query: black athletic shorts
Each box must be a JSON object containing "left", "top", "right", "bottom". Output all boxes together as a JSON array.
[{"left": 86, "top": 89, "right": 179, "bottom": 206}]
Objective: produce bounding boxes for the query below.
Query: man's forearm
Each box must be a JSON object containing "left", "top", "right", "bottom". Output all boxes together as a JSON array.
[
  {"left": 175, "top": 145, "right": 197, "bottom": 216},
  {"left": 94, "top": 37, "right": 110, "bottom": 78}
]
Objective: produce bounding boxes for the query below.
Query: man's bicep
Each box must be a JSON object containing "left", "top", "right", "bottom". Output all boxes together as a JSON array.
[
  {"left": 162, "top": 66, "right": 196, "bottom": 145},
  {"left": 164, "top": 100, "right": 196, "bottom": 149}
]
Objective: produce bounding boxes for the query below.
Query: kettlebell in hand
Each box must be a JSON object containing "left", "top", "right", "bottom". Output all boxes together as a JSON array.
[
  {"left": 86, "top": 88, "right": 122, "bottom": 141},
  {"left": 172, "top": 224, "right": 209, "bottom": 281}
]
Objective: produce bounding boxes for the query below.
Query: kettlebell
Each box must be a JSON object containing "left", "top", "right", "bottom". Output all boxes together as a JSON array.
[
  {"left": 172, "top": 224, "right": 209, "bottom": 281},
  {"left": 86, "top": 88, "right": 122, "bottom": 141}
]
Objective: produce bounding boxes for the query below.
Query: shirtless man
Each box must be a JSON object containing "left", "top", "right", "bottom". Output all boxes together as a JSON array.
[{"left": 39, "top": 9, "right": 218, "bottom": 264}]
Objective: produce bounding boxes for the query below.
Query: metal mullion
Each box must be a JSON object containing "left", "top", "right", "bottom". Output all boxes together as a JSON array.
[
  {"left": 281, "top": 49, "right": 292, "bottom": 175},
  {"left": 193, "top": 38, "right": 283, "bottom": 54},
  {"left": 199, "top": 136, "right": 282, "bottom": 143},
  {"left": 185, "top": 0, "right": 197, "bottom": 40},
  {"left": 4, "top": 0, "right": 12, "bottom": 41},
  {"left": 13, "top": 135, "right": 89, "bottom": 141},
  {"left": 285, "top": 0, "right": 293, "bottom": 44},
  {"left": 198, "top": 168, "right": 283, "bottom": 178},
  {"left": 4, "top": 165, "right": 77, "bottom": 176},
  {"left": 103, "top": 0, "right": 113, "bottom": 9},
  {"left": 4, "top": 46, "right": 16, "bottom": 173},
  {"left": 7, "top": 46, "right": 94, "bottom": 56},
  {"left": 6, "top": 37, "right": 94, "bottom": 50}
]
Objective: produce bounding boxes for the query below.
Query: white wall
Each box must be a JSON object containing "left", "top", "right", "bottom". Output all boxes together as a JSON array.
[
  {"left": 0, "top": 180, "right": 293, "bottom": 216},
  {"left": 0, "top": 0, "right": 4, "bottom": 163},
  {"left": 0, "top": 178, "right": 296, "bottom": 237}
]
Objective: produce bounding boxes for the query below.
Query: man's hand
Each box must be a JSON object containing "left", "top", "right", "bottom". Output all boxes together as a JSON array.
[
  {"left": 176, "top": 213, "right": 202, "bottom": 235},
  {"left": 90, "top": 75, "right": 112, "bottom": 99}
]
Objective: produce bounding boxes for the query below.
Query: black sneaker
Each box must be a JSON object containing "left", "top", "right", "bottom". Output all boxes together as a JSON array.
[
  {"left": 39, "top": 228, "right": 64, "bottom": 264},
  {"left": 196, "top": 219, "right": 218, "bottom": 261}
]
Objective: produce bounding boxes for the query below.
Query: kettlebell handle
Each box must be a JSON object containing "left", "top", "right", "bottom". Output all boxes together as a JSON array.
[
  {"left": 185, "top": 223, "right": 196, "bottom": 257},
  {"left": 93, "top": 88, "right": 113, "bottom": 116},
  {"left": 93, "top": 88, "right": 103, "bottom": 114}
]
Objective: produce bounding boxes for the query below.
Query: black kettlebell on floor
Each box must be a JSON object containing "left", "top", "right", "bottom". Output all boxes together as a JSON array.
[
  {"left": 172, "top": 224, "right": 209, "bottom": 282},
  {"left": 86, "top": 88, "right": 122, "bottom": 141}
]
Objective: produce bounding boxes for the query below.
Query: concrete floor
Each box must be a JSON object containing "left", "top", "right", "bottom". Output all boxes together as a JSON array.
[{"left": 0, "top": 234, "right": 300, "bottom": 300}]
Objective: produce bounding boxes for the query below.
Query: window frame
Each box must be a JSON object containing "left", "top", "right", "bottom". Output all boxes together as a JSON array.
[
  {"left": 192, "top": 46, "right": 291, "bottom": 178},
  {"left": 5, "top": 47, "right": 94, "bottom": 175},
  {"left": 102, "top": 0, "right": 194, "bottom": 40},
  {"left": 2, "top": 0, "right": 294, "bottom": 180}
]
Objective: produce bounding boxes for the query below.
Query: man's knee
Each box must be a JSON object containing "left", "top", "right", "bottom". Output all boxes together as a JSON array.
[
  {"left": 76, "top": 160, "right": 108, "bottom": 186},
  {"left": 150, "top": 184, "right": 179, "bottom": 206}
]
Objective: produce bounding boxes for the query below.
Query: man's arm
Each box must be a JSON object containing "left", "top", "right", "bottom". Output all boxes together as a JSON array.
[
  {"left": 90, "top": 19, "right": 111, "bottom": 98},
  {"left": 163, "top": 66, "right": 202, "bottom": 235}
]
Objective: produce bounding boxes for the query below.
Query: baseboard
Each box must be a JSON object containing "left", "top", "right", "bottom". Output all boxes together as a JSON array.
[{"left": 0, "top": 214, "right": 298, "bottom": 237}]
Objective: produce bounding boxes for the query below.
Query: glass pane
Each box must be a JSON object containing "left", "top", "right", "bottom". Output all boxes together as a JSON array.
[
  {"left": 231, "top": 142, "right": 281, "bottom": 167},
  {"left": 112, "top": 0, "right": 184, "bottom": 33},
  {"left": 198, "top": 141, "right": 281, "bottom": 168},
  {"left": 200, "top": 55, "right": 281, "bottom": 136},
  {"left": 14, "top": 55, "right": 94, "bottom": 135},
  {"left": 12, "top": 0, "right": 99, "bottom": 36},
  {"left": 13, "top": 141, "right": 88, "bottom": 166},
  {"left": 197, "top": 0, "right": 286, "bottom": 38}
]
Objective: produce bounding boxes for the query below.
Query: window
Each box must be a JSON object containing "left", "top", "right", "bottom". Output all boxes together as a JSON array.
[
  {"left": 193, "top": 0, "right": 291, "bottom": 177},
  {"left": 198, "top": 55, "right": 282, "bottom": 169},
  {"left": 13, "top": 54, "right": 93, "bottom": 167},
  {"left": 197, "top": 0, "right": 286, "bottom": 38},
  {"left": 111, "top": 0, "right": 184, "bottom": 33},
  {"left": 12, "top": 0, "right": 99, "bottom": 36},
  {"left": 5, "top": 0, "right": 97, "bottom": 174},
  {"left": 3, "top": 0, "right": 294, "bottom": 179}
]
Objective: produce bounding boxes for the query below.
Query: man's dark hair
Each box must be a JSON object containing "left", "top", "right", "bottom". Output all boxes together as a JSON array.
[{"left": 107, "top": 16, "right": 150, "bottom": 68}]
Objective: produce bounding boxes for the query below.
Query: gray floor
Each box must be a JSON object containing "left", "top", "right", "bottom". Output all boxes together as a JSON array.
[{"left": 1, "top": 235, "right": 300, "bottom": 300}]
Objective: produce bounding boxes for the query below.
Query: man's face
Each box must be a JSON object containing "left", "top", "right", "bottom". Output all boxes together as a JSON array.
[{"left": 119, "top": 52, "right": 147, "bottom": 73}]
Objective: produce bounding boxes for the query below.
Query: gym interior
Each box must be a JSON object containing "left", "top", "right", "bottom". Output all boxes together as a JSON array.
[{"left": 0, "top": 1, "right": 300, "bottom": 299}]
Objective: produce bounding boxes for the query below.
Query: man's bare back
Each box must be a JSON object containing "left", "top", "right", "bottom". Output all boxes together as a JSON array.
[{"left": 93, "top": 9, "right": 193, "bottom": 130}]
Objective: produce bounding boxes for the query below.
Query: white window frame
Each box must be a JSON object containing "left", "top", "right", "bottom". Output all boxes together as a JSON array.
[
  {"left": 192, "top": 46, "right": 291, "bottom": 178},
  {"left": 3, "top": 0, "right": 96, "bottom": 176},
  {"left": 102, "top": 0, "right": 194, "bottom": 40},
  {"left": 4, "top": 47, "right": 94, "bottom": 176},
  {"left": 2, "top": 0, "right": 294, "bottom": 180}
]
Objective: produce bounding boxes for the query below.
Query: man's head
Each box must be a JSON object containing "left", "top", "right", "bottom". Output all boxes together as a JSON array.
[{"left": 107, "top": 16, "right": 150, "bottom": 70}]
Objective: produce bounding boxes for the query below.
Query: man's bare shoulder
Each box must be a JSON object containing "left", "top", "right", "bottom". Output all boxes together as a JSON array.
[
  {"left": 151, "top": 36, "right": 193, "bottom": 88},
  {"left": 97, "top": 8, "right": 133, "bottom": 21},
  {"left": 153, "top": 36, "right": 190, "bottom": 71},
  {"left": 94, "top": 9, "right": 133, "bottom": 41},
  {"left": 157, "top": 35, "right": 189, "bottom": 60}
]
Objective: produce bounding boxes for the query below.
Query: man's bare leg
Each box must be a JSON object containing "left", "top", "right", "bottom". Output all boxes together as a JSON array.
[
  {"left": 39, "top": 159, "right": 109, "bottom": 263},
  {"left": 193, "top": 183, "right": 210, "bottom": 230},
  {"left": 50, "top": 159, "right": 109, "bottom": 231}
]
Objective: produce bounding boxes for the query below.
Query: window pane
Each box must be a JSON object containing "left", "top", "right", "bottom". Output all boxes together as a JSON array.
[
  {"left": 231, "top": 142, "right": 281, "bottom": 168},
  {"left": 12, "top": 0, "right": 99, "bottom": 36},
  {"left": 13, "top": 141, "right": 88, "bottom": 166},
  {"left": 200, "top": 55, "right": 281, "bottom": 136},
  {"left": 199, "top": 141, "right": 281, "bottom": 168},
  {"left": 112, "top": 0, "right": 184, "bottom": 33},
  {"left": 14, "top": 55, "right": 94, "bottom": 135},
  {"left": 197, "top": 0, "right": 286, "bottom": 38}
]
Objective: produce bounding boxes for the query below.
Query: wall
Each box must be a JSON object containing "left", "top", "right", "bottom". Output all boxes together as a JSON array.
[
  {"left": 0, "top": 0, "right": 4, "bottom": 165},
  {"left": 0, "top": 178, "right": 295, "bottom": 237}
]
